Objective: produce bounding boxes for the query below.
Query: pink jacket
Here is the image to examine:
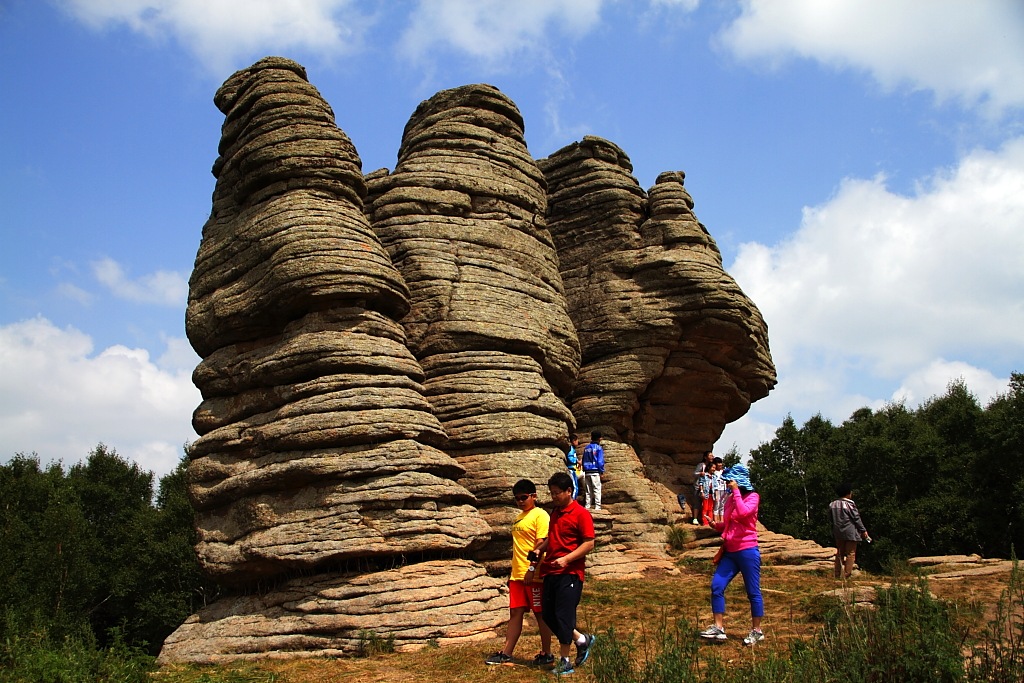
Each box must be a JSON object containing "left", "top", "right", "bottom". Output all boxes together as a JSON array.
[{"left": 720, "top": 490, "right": 760, "bottom": 552}]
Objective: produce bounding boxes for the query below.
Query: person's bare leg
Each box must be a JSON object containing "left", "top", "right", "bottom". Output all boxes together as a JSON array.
[
  {"left": 535, "top": 613, "right": 553, "bottom": 655},
  {"left": 501, "top": 607, "right": 527, "bottom": 656}
]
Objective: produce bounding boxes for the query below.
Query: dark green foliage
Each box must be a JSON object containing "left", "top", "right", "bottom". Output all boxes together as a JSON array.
[
  {"left": 591, "top": 620, "right": 704, "bottom": 683},
  {"left": 811, "top": 581, "right": 967, "bottom": 683},
  {"left": 0, "top": 610, "right": 154, "bottom": 683},
  {"left": 0, "top": 445, "right": 218, "bottom": 664},
  {"left": 355, "top": 629, "right": 396, "bottom": 657},
  {"left": 747, "top": 373, "right": 1024, "bottom": 568}
]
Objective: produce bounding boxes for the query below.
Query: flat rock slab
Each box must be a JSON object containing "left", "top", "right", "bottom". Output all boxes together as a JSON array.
[{"left": 157, "top": 559, "right": 506, "bottom": 665}]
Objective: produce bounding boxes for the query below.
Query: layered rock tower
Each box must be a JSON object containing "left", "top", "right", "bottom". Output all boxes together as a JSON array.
[
  {"left": 365, "top": 84, "right": 580, "bottom": 567},
  {"left": 160, "top": 57, "right": 776, "bottom": 663},
  {"left": 539, "top": 138, "right": 775, "bottom": 549}
]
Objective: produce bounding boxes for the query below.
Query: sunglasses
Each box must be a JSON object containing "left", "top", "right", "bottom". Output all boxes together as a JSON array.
[{"left": 514, "top": 494, "right": 534, "bottom": 502}]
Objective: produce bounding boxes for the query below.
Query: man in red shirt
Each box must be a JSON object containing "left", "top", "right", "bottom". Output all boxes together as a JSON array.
[{"left": 536, "top": 471, "right": 597, "bottom": 675}]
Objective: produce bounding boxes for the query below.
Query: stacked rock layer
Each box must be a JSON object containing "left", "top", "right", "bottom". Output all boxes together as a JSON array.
[
  {"left": 168, "top": 58, "right": 504, "bottom": 662},
  {"left": 539, "top": 137, "right": 776, "bottom": 507},
  {"left": 364, "top": 85, "right": 581, "bottom": 566},
  {"left": 162, "top": 57, "right": 776, "bottom": 663}
]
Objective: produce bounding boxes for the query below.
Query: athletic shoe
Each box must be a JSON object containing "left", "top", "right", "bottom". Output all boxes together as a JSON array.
[
  {"left": 485, "top": 651, "right": 513, "bottom": 665},
  {"left": 532, "top": 652, "right": 555, "bottom": 667},
  {"left": 574, "top": 633, "right": 596, "bottom": 667},
  {"left": 743, "top": 629, "right": 765, "bottom": 646},
  {"left": 698, "top": 625, "right": 727, "bottom": 640},
  {"left": 692, "top": 518, "right": 700, "bottom": 525},
  {"left": 553, "top": 657, "right": 575, "bottom": 675}
]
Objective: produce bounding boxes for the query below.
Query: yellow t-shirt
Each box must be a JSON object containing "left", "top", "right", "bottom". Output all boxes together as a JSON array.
[{"left": 511, "top": 506, "right": 550, "bottom": 582}]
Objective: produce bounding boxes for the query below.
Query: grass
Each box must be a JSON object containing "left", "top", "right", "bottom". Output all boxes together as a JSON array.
[{"left": 5, "top": 558, "right": 1019, "bottom": 683}]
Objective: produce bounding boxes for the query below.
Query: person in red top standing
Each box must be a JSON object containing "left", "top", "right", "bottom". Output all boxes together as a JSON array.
[{"left": 536, "top": 471, "right": 597, "bottom": 676}]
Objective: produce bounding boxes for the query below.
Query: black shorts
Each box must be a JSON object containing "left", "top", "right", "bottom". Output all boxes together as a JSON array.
[{"left": 541, "top": 573, "right": 584, "bottom": 645}]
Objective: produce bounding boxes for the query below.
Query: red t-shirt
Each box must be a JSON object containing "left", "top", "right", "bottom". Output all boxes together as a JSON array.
[{"left": 541, "top": 499, "right": 595, "bottom": 580}]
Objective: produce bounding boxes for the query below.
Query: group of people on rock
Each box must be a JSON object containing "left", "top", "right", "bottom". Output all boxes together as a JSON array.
[
  {"left": 487, "top": 441, "right": 871, "bottom": 671},
  {"left": 691, "top": 450, "right": 728, "bottom": 525}
]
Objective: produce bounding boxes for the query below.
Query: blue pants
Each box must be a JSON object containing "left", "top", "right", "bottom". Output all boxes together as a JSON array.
[
  {"left": 711, "top": 547, "right": 764, "bottom": 618},
  {"left": 569, "top": 469, "right": 579, "bottom": 499}
]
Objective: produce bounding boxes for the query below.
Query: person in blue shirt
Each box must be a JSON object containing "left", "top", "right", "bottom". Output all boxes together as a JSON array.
[
  {"left": 565, "top": 434, "right": 580, "bottom": 500},
  {"left": 581, "top": 431, "right": 605, "bottom": 510}
]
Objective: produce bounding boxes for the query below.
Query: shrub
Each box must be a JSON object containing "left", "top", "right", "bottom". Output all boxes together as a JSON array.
[
  {"left": 965, "top": 556, "right": 1024, "bottom": 683},
  {"left": 665, "top": 525, "right": 692, "bottom": 551},
  {"left": 355, "top": 629, "right": 395, "bottom": 657}
]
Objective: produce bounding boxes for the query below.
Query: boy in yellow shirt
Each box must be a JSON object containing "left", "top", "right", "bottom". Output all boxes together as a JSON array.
[{"left": 485, "top": 479, "right": 555, "bottom": 666}]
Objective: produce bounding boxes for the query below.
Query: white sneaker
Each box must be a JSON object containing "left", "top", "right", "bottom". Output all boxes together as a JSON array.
[
  {"left": 742, "top": 629, "right": 765, "bottom": 646},
  {"left": 698, "top": 625, "right": 727, "bottom": 640}
]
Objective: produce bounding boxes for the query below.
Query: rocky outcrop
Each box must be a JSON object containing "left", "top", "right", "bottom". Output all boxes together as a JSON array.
[
  {"left": 164, "top": 57, "right": 777, "bottom": 663},
  {"left": 364, "top": 85, "right": 580, "bottom": 566},
  {"left": 539, "top": 137, "right": 776, "bottom": 501},
  {"left": 170, "top": 57, "right": 504, "bottom": 660},
  {"left": 158, "top": 560, "right": 505, "bottom": 664}
]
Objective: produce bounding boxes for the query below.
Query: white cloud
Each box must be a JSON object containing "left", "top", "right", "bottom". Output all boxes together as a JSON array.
[
  {"left": 0, "top": 317, "right": 200, "bottom": 477},
  {"left": 720, "top": 136, "right": 1024, "bottom": 455},
  {"left": 56, "top": 282, "right": 94, "bottom": 306},
  {"left": 891, "top": 359, "right": 1006, "bottom": 407},
  {"left": 58, "top": 0, "right": 373, "bottom": 74},
  {"left": 733, "top": 136, "right": 1024, "bottom": 375},
  {"left": 720, "top": 0, "right": 1024, "bottom": 115},
  {"left": 399, "top": 0, "right": 604, "bottom": 65},
  {"left": 92, "top": 256, "right": 187, "bottom": 307}
]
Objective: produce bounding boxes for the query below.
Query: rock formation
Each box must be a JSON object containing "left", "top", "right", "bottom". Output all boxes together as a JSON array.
[
  {"left": 364, "top": 84, "right": 580, "bottom": 567},
  {"left": 166, "top": 58, "right": 504, "bottom": 663},
  {"left": 160, "top": 57, "right": 776, "bottom": 663},
  {"left": 539, "top": 137, "right": 776, "bottom": 516}
]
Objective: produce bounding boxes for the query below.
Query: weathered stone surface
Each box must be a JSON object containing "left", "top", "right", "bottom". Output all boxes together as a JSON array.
[
  {"left": 167, "top": 60, "right": 779, "bottom": 663},
  {"left": 182, "top": 58, "right": 492, "bottom": 585},
  {"left": 157, "top": 560, "right": 506, "bottom": 664},
  {"left": 187, "top": 57, "right": 409, "bottom": 356},
  {"left": 365, "top": 85, "right": 581, "bottom": 552},
  {"left": 539, "top": 137, "right": 776, "bottom": 500}
]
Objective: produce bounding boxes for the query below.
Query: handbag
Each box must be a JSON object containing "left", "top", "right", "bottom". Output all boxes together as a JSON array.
[{"left": 712, "top": 545, "right": 724, "bottom": 565}]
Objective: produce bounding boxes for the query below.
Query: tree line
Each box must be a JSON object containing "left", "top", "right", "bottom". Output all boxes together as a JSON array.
[
  {"left": 0, "top": 445, "right": 218, "bottom": 654},
  {"left": 748, "top": 372, "right": 1024, "bottom": 570}
]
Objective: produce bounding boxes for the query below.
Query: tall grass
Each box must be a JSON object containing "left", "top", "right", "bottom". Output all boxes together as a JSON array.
[
  {"left": 0, "top": 613, "right": 154, "bottom": 683},
  {"left": 591, "top": 565, "right": 1024, "bottom": 683},
  {"left": 965, "top": 556, "right": 1024, "bottom": 683}
]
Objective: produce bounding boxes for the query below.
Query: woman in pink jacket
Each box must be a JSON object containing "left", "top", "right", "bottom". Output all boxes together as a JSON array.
[{"left": 698, "top": 464, "right": 765, "bottom": 646}]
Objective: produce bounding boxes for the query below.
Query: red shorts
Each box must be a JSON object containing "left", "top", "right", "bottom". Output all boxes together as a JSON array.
[{"left": 508, "top": 580, "right": 543, "bottom": 613}]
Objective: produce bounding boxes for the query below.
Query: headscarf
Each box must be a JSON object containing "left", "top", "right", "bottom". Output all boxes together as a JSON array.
[{"left": 723, "top": 463, "right": 754, "bottom": 491}]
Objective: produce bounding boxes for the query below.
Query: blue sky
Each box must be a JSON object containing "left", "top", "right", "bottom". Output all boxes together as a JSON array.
[{"left": 2, "top": 0, "right": 1023, "bottom": 477}]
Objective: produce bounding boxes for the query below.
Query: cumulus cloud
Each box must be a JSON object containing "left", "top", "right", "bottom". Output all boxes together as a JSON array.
[
  {"left": 92, "top": 257, "right": 187, "bottom": 307},
  {"left": 58, "top": 0, "right": 373, "bottom": 74},
  {"left": 719, "top": 0, "right": 1024, "bottom": 115},
  {"left": 0, "top": 317, "right": 200, "bottom": 477},
  {"left": 891, "top": 359, "right": 1007, "bottom": 407},
  {"left": 719, "top": 137, "right": 1024, "bottom": 455},
  {"left": 399, "top": 0, "right": 603, "bottom": 65}
]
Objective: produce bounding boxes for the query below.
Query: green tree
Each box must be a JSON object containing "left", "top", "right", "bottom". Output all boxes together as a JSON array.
[{"left": 979, "top": 372, "right": 1024, "bottom": 556}]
